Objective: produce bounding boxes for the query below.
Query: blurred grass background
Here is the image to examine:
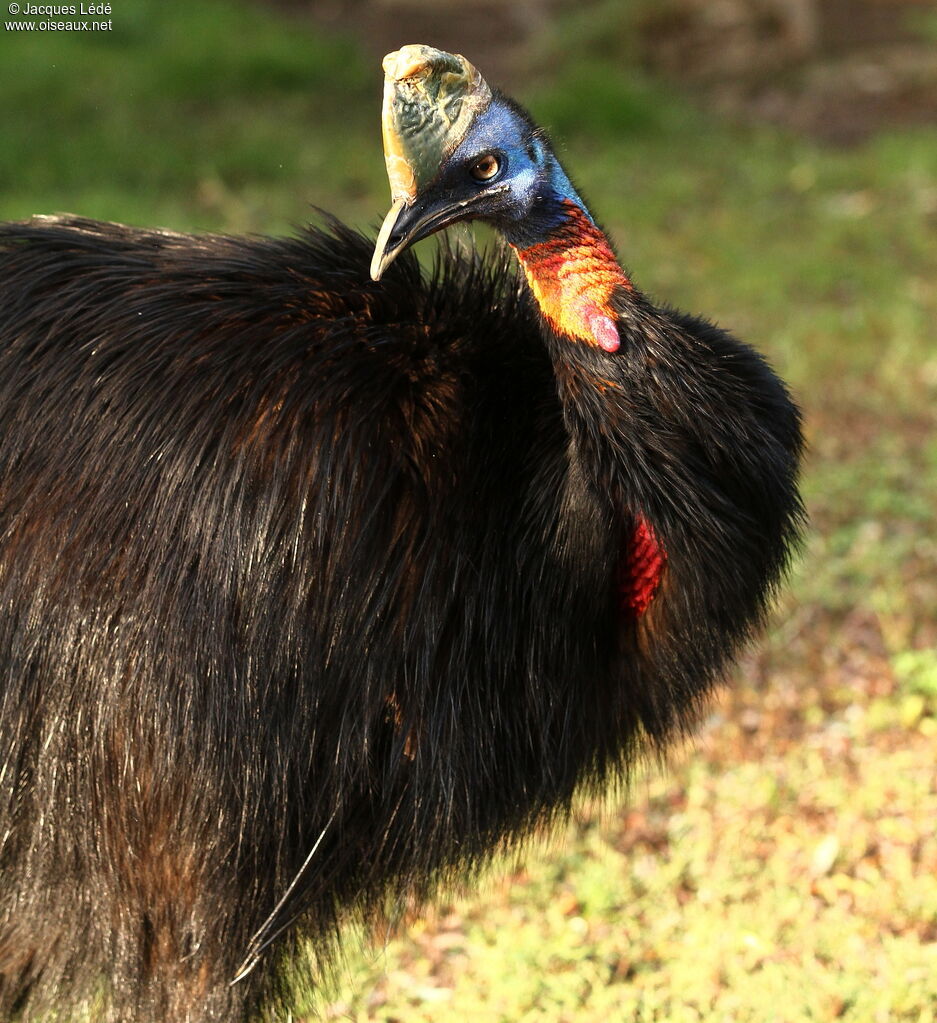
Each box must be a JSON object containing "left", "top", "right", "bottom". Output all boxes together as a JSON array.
[{"left": 2, "top": 1, "right": 936, "bottom": 1020}]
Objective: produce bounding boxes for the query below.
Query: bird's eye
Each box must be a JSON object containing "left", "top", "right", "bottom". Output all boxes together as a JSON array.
[{"left": 469, "top": 154, "right": 502, "bottom": 183}]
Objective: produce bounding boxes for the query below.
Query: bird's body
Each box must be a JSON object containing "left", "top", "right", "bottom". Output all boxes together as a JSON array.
[{"left": 0, "top": 47, "right": 803, "bottom": 1023}]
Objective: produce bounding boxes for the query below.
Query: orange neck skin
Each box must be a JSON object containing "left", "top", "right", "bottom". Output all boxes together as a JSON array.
[{"left": 511, "top": 200, "right": 632, "bottom": 353}]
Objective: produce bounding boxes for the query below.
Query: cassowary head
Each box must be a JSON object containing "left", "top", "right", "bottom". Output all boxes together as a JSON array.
[{"left": 370, "top": 44, "right": 587, "bottom": 280}]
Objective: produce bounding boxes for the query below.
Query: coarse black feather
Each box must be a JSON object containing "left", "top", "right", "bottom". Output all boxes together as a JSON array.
[{"left": 0, "top": 214, "right": 803, "bottom": 1021}]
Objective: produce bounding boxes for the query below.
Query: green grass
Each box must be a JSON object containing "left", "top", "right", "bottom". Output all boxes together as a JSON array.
[
  {"left": 2, "top": 3, "right": 935, "bottom": 1020},
  {"left": 0, "top": 0, "right": 379, "bottom": 231},
  {"left": 324, "top": 725, "right": 937, "bottom": 1022}
]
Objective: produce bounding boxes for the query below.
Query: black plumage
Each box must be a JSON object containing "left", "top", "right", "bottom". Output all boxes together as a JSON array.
[{"left": 0, "top": 203, "right": 801, "bottom": 1021}]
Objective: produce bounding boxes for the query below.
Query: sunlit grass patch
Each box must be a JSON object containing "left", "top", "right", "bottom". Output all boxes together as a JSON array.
[{"left": 319, "top": 710, "right": 936, "bottom": 1022}]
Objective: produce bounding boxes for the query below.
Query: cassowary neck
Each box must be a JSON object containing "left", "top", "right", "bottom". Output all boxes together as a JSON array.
[
  {"left": 506, "top": 185, "right": 632, "bottom": 354},
  {"left": 502, "top": 177, "right": 666, "bottom": 617}
]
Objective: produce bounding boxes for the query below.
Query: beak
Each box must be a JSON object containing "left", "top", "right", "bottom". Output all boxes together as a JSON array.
[
  {"left": 370, "top": 198, "right": 410, "bottom": 282},
  {"left": 370, "top": 190, "right": 496, "bottom": 281}
]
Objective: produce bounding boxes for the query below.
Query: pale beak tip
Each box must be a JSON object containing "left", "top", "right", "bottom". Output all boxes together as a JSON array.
[{"left": 370, "top": 198, "right": 407, "bottom": 286}]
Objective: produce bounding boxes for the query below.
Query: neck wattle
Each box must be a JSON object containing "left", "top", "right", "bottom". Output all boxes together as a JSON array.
[
  {"left": 510, "top": 199, "right": 632, "bottom": 354},
  {"left": 509, "top": 197, "right": 667, "bottom": 619}
]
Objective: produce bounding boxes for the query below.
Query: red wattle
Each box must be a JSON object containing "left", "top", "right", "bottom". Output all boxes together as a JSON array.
[
  {"left": 618, "top": 517, "right": 666, "bottom": 617},
  {"left": 591, "top": 314, "right": 620, "bottom": 353}
]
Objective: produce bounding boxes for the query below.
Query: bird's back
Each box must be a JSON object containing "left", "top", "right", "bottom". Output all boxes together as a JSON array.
[
  {"left": 0, "top": 215, "right": 557, "bottom": 582},
  {"left": 0, "top": 218, "right": 624, "bottom": 1009}
]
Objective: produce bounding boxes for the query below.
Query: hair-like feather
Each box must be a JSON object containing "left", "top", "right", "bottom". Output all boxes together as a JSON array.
[{"left": 0, "top": 204, "right": 801, "bottom": 1022}]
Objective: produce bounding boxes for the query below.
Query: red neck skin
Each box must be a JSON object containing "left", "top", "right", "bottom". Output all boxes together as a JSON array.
[{"left": 510, "top": 200, "right": 633, "bottom": 353}]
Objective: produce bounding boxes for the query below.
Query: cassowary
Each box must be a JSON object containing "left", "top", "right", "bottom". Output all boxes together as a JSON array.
[{"left": 0, "top": 45, "right": 802, "bottom": 1023}]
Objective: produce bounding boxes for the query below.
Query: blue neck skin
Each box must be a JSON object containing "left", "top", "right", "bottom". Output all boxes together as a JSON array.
[{"left": 503, "top": 158, "right": 594, "bottom": 250}]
